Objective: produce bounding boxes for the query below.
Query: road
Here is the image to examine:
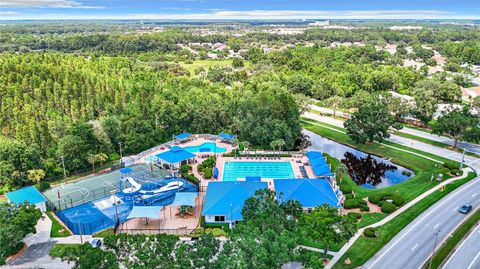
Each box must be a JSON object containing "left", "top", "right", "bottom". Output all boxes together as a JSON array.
[
  {"left": 302, "top": 111, "right": 480, "bottom": 269},
  {"left": 442, "top": 220, "right": 480, "bottom": 269}
]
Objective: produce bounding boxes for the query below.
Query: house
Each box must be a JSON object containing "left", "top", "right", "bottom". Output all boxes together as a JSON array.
[
  {"left": 461, "top": 86, "right": 480, "bottom": 102},
  {"left": 6, "top": 186, "right": 47, "bottom": 212},
  {"left": 202, "top": 181, "right": 268, "bottom": 227},
  {"left": 273, "top": 179, "right": 340, "bottom": 211}
]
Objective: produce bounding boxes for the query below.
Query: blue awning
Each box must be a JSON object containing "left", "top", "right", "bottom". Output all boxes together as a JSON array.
[
  {"left": 127, "top": 206, "right": 163, "bottom": 219},
  {"left": 156, "top": 149, "right": 196, "bottom": 165},
  {"left": 171, "top": 192, "right": 197, "bottom": 207},
  {"left": 175, "top": 132, "right": 191, "bottom": 140},
  {"left": 119, "top": 167, "right": 133, "bottom": 174},
  {"left": 218, "top": 133, "right": 236, "bottom": 140}
]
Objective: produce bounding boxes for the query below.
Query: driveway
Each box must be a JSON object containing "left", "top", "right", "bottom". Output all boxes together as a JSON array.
[{"left": 5, "top": 241, "right": 72, "bottom": 269}]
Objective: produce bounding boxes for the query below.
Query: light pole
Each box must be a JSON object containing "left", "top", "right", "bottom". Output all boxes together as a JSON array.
[
  {"left": 111, "top": 190, "right": 119, "bottom": 225},
  {"left": 60, "top": 156, "right": 66, "bottom": 179},
  {"left": 460, "top": 148, "right": 466, "bottom": 170},
  {"left": 118, "top": 142, "right": 123, "bottom": 163},
  {"left": 428, "top": 229, "right": 440, "bottom": 269}
]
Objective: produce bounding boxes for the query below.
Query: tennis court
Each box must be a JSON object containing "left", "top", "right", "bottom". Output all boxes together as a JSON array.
[{"left": 43, "top": 163, "right": 170, "bottom": 211}]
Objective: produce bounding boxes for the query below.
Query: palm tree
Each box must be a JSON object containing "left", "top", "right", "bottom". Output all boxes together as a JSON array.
[
  {"left": 95, "top": 153, "right": 108, "bottom": 169},
  {"left": 87, "top": 154, "right": 97, "bottom": 173},
  {"left": 276, "top": 139, "right": 286, "bottom": 155},
  {"left": 270, "top": 140, "right": 278, "bottom": 156},
  {"left": 242, "top": 141, "right": 251, "bottom": 157},
  {"left": 231, "top": 138, "right": 239, "bottom": 157},
  {"left": 335, "top": 164, "right": 348, "bottom": 184}
]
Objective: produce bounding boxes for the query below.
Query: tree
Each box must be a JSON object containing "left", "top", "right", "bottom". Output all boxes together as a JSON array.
[
  {"left": 472, "top": 96, "right": 480, "bottom": 111},
  {"left": 87, "top": 155, "right": 97, "bottom": 173},
  {"left": 232, "top": 58, "right": 244, "bottom": 68},
  {"left": 344, "top": 97, "right": 401, "bottom": 144},
  {"left": 301, "top": 205, "right": 356, "bottom": 261},
  {"left": 27, "top": 169, "right": 46, "bottom": 184},
  {"left": 432, "top": 107, "right": 480, "bottom": 148},
  {"left": 326, "top": 96, "right": 344, "bottom": 118},
  {"left": 95, "top": 153, "right": 108, "bottom": 169},
  {"left": 61, "top": 243, "right": 118, "bottom": 269},
  {"left": 335, "top": 164, "right": 348, "bottom": 184}
]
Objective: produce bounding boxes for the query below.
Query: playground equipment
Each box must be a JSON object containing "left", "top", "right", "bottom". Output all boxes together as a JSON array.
[{"left": 122, "top": 177, "right": 142, "bottom": 195}]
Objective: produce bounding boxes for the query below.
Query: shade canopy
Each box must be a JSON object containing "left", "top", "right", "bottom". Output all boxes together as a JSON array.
[
  {"left": 119, "top": 167, "right": 133, "bottom": 174},
  {"left": 218, "top": 133, "right": 236, "bottom": 140},
  {"left": 175, "top": 132, "right": 191, "bottom": 140},
  {"left": 312, "top": 164, "right": 334, "bottom": 177},
  {"left": 171, "top": 192, "right": 197, "bottom": 207},
  {"left": 307, "top": 151, "right": 332, "bottom": 177},
  {"left": 127, "top": 206, "right": 163, "bottom": 219},
  {"left": 155, "top": 149, "right": 196, "bottom": 165},
  {"left": 306, "top": 151, "right": 324, "bottom": 160}
]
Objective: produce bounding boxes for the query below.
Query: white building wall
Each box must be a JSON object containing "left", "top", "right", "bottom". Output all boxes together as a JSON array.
[{"left": 35, "top": 201, "right": 46, "bottom": 212}]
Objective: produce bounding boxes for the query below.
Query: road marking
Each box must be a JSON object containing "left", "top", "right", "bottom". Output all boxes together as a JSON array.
[
  {"left": 411, "top": 244, "right": 418, "bottom": 251},
  {"left": 467, "top": 251, "right": 480, "bottom": 269},
  {"left": 443, "top": 223, "right": 480, "bottom": 269},
  {"left": 472, "top": 193, "right": 478, "bottom": 197},
  {"left": 433, "top": 223, "right": 440, "bottom": 229},
  {"left": 453, "top": 206, "right": 459, "bottom": 212},
  {"left": 366, "top": 178, "right": 478, "bottom": 269}
]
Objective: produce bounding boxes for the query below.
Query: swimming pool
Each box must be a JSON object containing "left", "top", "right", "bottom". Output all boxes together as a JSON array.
[
  {"left": 222, "top": 161, "right": 295, "bottom": 181},
  {"left": 182, "top": 142, "right": 227, "bottom": 153}
]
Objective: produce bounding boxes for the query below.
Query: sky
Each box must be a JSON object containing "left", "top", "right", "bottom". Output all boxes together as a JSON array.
[{"left": 0, "top": 0, "right": 479, "bottom": 20}]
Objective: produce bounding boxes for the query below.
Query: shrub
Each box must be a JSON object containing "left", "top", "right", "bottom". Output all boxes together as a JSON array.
[
  {"left": 368, "top": 193, "right": 383, "bottom": 205},
  {"left": 187, "top": 174, "right": 200, "bottom": 186},
  {"left": 345, "top": 193, "right": 354, "bottom": 199},
  {"left": 180, "top": 164, "right": 191, "bottom": 175},
  {"left": 344, "top": 198, "right": 367, "bottom": 209},
  {"left": 381, "top": 202, "right": 397, "bottom": 214},
  {"left": 204, "top": 168, "right": 212, "bottom": 179},
  {"left": 391, "top": 194, "right": 405, "bottom": 207},
  {"left": 341, "top": 185, "right": 353, "bottom": 194},
  {"left": 364, "top": 227, "right": 378, "bottom": 238},
  {"left": 202, "top": 157, "right": 216, "bottom": 168},
  {"left": 444, "top": 161, "right": 460, "bottom": 170},
  {"left": 36, "top": 181, "right": 51, "bottom": 192},
  {"left": 450, "top": 169, "right": 462, "bottom": 176},
  {"left": 401, "top": 170, "right": 412, "bottom": 176},
  {"left": 359, "top": 203, "right": 370, "bottom": 212},
  {"left": 347, "top": 212, "right": 362, "bottom": 222}
]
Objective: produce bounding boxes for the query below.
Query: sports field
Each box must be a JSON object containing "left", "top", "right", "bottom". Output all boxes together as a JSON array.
[{"left": 43, "top": 163, "right": 170, "bottom": 211}]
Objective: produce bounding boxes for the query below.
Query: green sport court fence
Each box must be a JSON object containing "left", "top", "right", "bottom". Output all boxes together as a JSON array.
[{"left": 43, "top": 163, "right": 170, "bottom": 211}]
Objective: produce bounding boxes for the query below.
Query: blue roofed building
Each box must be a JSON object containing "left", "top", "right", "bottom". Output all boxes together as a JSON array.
[
  {"left": 155, "top": 146, "right": 196, "bottom": 168},
  {"left": 6, "top": 186, "right": 47, "bottom": 212},
  {"left": 202, "top": 181, "right": 268, "bottom": 227},
  {"left": 274, "top": 179, "right": 340, "bottom": 211}
]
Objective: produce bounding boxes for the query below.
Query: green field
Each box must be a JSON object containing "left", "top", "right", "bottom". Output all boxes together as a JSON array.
[{"left": 46, "top": 211, "right": 71, "bottom": 237}]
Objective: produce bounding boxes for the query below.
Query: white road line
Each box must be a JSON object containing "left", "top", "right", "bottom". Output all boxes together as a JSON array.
[
  {"left": 472, "top": 193, "right": 478, "bottom": 197},
  {"left": 366, "top": 179, "right": 478, "bottom": 269},
  {"left": 467, "top": 251, "right": 480, "bottom": 269},
  {"left": 411, "top": 244, "right": 418, "bottom": 251},
  {"left": 443, "top": 224, "right": 480, "bottom": 268},
  {"left": 433, "top": 223, "right": 440, "bottom": 229},
  {"left": 453, "top": 207, "right": 459, "bottom": 212}
]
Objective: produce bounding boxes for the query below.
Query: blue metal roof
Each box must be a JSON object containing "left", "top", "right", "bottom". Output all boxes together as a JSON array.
[
  {"left": 202, "top": 181, "right": 268, "bottom": 221},
  {"left": 306, "top": 151, "right": 324, "bottom": 160},
  {"left": 119, "top": 167, "right": 133, "bottom": 174},
  {"left": 171, "top": 192, "right": 197, "bottom": 207},
  {"left": 312, "top": 164, "right": 334, "bottom": 177},
  {"left": 307, "top": 151, "right": 332, "bottom": 177},
  {"left": 6, "top": 186, "right": 46, "bottom": 206},
  {"left": 155, "top": 149, "right": 196, "bottom": 164},
  {"left": 175, "top": 132, "right": 191, "bottom": 140},
  {"left": 218, "top": 133, "right": 236, "bottom": 140},
  {"left": 274, "top": 179, "right": 340, "bottom": 208}
]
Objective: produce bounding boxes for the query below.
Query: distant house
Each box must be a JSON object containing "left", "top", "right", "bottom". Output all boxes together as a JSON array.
[
  {"left": 274, "top": 179, "right": 340, "bottom": 211},
  {"left": 202, "top": 181, "right": 267, "bottom": 227},
  {"left": 461, "top": 86, "right": 480, "bottom": 102},
  {"left": 6, "top": 186, "right": 47, "bottom": 212}
]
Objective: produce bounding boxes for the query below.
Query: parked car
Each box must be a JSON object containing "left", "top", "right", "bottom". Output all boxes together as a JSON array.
[
  {"left": 90, "top": 238, "right": 102, "bottom": 248},
  {"left": 458, "top": 204, "right": 473, "bottom": 214}
]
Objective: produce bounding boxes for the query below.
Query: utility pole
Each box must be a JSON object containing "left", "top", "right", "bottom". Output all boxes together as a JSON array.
[
  {"left": 460, "top": 148, "right": 466, "bottom": 170},
  {"left": 428, "top": 229, "right": 440, "bottom": 269},
  {"left": 60, "top": 156, "right": 66, "bottom": 179}
]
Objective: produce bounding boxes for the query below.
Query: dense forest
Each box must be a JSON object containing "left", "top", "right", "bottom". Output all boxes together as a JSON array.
[{"left": 1, "top": 22, "right": 479, "bottom": 191}]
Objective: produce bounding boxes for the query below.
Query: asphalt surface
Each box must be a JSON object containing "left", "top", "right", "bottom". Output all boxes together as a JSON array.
[
  {"left": 302, "top": 110, "right": 480, "bottom": 269},
  {"left": 4, "top": 241, "right": 72, "bottom": 269},
  {"left": 442, "top": 220, "right": 480, "bottom": 269}
]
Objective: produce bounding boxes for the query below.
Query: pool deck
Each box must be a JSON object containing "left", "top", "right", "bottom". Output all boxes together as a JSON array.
[{"left": 213, "top": 155, "right": 315, "bottom": 184}]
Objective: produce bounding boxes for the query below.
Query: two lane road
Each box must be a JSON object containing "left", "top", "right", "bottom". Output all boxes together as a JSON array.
[{"left": 442, "top": 219, "right": 480, "bottom": 269}]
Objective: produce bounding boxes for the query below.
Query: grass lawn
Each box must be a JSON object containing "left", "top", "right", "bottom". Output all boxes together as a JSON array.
[
  {"left": 332, "top": 172, "right": 477, "bottom": 269},
  {"left": 356, "top": 213, "right": 387, "bottom": 228},
  {"left": 302, "top": 120, "right": 456, "bottom": 203},
  {"left": 93, "top": 228, "right": 115, "bottom": 237},
  {"left": 49, "top": 244, "right": 81, "bottom": 258},
  {"left": 426, "top": 209, "right": 480, "bottom": 269},
  {"left": 46, "top": 211, "right": 71, "bottom": 237}
]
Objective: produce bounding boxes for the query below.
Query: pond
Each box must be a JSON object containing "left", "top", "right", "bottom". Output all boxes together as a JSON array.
[{"left": 303, "top": 129, "right": 415, "bottom": 189}]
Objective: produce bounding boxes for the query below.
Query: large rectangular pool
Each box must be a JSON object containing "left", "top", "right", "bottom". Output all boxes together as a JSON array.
[{"left": 222, "top": 161, "right": 295, "bottom": 181}]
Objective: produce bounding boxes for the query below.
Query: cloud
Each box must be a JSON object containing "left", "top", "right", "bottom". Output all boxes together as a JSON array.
[
  {"left": 0, "top": 11, "right": 19, "bottom": 15},
  {"left": 0, "top": 0, "right": 104, "bottom": 9}
]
